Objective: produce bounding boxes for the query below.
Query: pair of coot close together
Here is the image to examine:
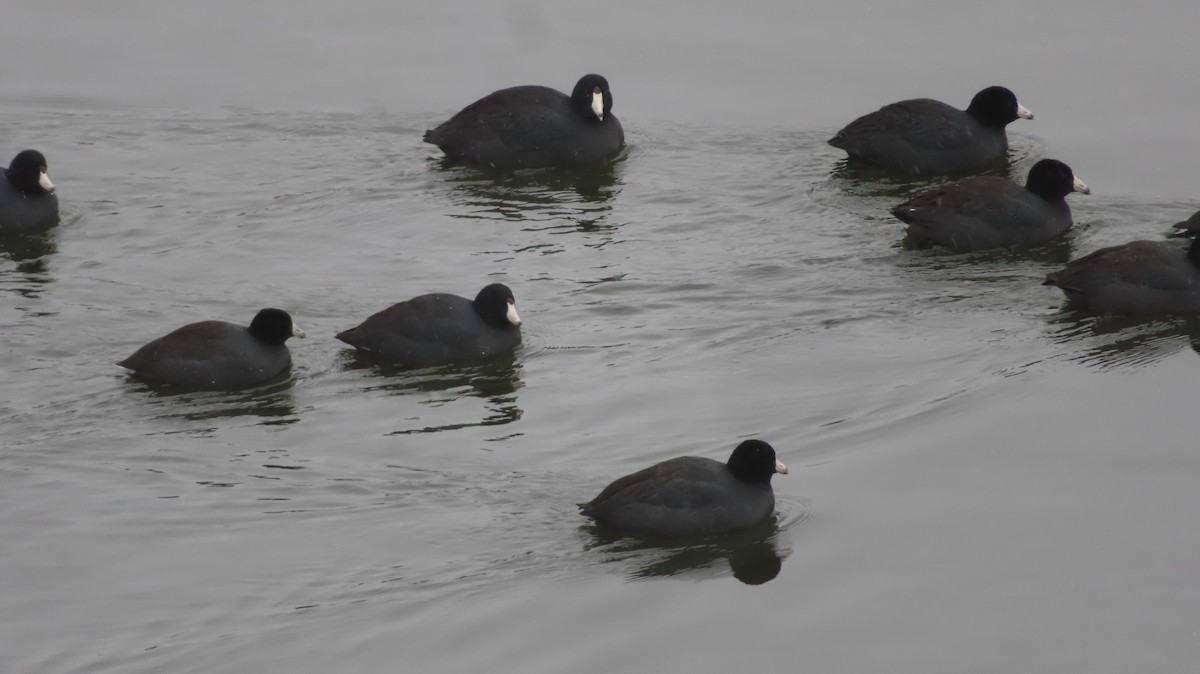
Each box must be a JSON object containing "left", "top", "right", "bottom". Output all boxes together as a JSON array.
[
  {"left": 832, "top": 85, "right": 1090, "bottom": 249},
  {"left": 116, "top": 283, "right": 522, "bottom": 388}
]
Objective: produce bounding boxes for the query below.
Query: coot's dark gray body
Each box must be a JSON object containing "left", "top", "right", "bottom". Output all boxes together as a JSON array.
[
  {"left": 580, "top": 440, "right": 787, "bottom": 537},
  {"left": 424, "top": 75, "right": 624, "bottom": 169},
  {"left": 336, "top": 284, "right": 522, "bottom": 366},
  {"left": 0, "top": 150, "right": 59, "bottom": 233},
  {"left": 118, "top": 309, "right": 304, "bottom": 389},
  {"left": 892, "top": 159, "right": 1088, "bottom": 251},
  {"left": 1044, "top": 223, "right": 1200, "bottom": 314},
  {"left": 829, "top": 86, "right": 1032, "bottom": 176}
]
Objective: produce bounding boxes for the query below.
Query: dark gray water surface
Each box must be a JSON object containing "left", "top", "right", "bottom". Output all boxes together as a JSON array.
[{"left": 4, "top": 2, "right": 1200, "bottom": 673}]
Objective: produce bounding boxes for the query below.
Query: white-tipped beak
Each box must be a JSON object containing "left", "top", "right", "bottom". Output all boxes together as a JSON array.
[
  {"left": 1016, "top": 103, "right": 1034, "bottom": 120},
  {"left": 292, "top": 325, "right": 307, "bottom": 338},
  {"left": 506, "top": 301, "right": 522, "bottom": 326},
  {"left": 39, "top": 170, "right": 55, "bottom": 193},
  {"left": 775, "top": 458, "right": 789, "bottom": 475},
  {"left": 1073, "top": 176, "right": 1090, "bottom": 195},
  {"left": 591, "top": 90, "right": 604, "bottom": 121}
]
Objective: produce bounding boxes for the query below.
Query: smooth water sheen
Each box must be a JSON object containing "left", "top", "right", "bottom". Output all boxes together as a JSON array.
[{"left": 4, "top": 2, "right": 1200, "bottom": 673}]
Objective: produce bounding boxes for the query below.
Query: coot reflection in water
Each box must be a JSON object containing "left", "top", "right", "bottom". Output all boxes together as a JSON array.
[
  {"left": 0, "top": 229, "right": 57, "bottom": 264},
  {"left": 429, "top": 158, "right": 624, "bottom": 233},
  {"left": 582, "top": 517, "right": 789, "bottom": 586},
  {"left": 1045, "top": 311, "right": 1200, "bottom": 370},
  {"left": 122, "top": 376, "right": 299, "bottom": 425},
  {"left": 0, "top": 230, "right": 57, "bottom": 297},
  {"left": 899, "top": 235, "right": 1077, "bottom": 268},
  {"left": 341, "top": 350, "right": 524, "bottom": 434},
  {"left": 828, "top": 157, "right": 1016, "bottom": 201}
]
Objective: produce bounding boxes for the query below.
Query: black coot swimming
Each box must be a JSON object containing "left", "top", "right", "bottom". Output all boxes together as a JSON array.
[
  {"left": 579, "top": 439, "right": 788, "bottom": 537},
  {"left": 829, "top": 86, "right": 1033, "bottom": 176},
  {"left": 424, "top": 74, "right": 624, "bottom": 169},
  {"left": 1043, "top": 212, "right": 1200, "bottom": 314},
  {"left": 336, "top": 283, "right": 522, "bottom": 366},
  {"left": 892, "top": 159, "right": 1089, "bottom": 251},
  {"left": 118, "top": 308, "right": 305, "bottom": 389},
  {"left": 0, "top": 150, "right": 59, "bottom": 233}
]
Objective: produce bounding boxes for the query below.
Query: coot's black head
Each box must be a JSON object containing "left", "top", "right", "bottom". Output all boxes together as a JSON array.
[
  {"left": 726, "top": 439, "right": 788, "bottom": 484},
  {"left": 7, "top": 150, "right": 54, "bottom": 194},
  {"left": 966, "top": 86, "right": 1033, "bottom": 128},
  {"left": 1025, "top": 159, "right": 1090, "bottom": 200},
  {"left": 473, "top": 283, "right": 521, "bottom": 328},
  {"left": 570, "top": 74, "right": 613, "bottom": 123},
  {"left": 247, "top": 308, "right": 306, "bottom": 345}
]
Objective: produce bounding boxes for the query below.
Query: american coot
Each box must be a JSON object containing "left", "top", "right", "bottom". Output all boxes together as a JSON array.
[
  {"left": 424, "top": 74, "right": 625, "bottom": 169},
  {"left": 1043, "top": 214, "right": 1200, "bottom": 314},
  {"left": 891, "top": 159, "right": 1089, "bottom": 251},
  {"left": 336, "top": 283, "right": 522, "bottom": 366},
  {"left": 829, "top": 86, "right": 1033, "bottom": 176},
  {"left": 0, "top": 150, "right": 59, "bottom": 233},
  {"left": 579, "top": 439, "right": 789, "bottom": 537},
  {"left": 118, "top": 308, "right": 305, "bottom": 389}
]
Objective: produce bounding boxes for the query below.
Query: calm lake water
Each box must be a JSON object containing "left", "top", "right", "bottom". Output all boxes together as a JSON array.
[{"left": 4, "top": 2, "right": 1200, "bottom": 673}]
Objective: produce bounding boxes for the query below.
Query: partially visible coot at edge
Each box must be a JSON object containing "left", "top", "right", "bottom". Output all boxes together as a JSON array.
[
  {"left": 580, "top": 439, "right": 789, "bottom": 538},
  {"left": 1043, "top": 211, "right": 1200, "bottom": 314},
  {"left": 829, "top": 86, "right": 1033, "bottom": 176},
  {"left": 892, "top": 158, "right": 1090, "bottom": 251},
  {"left": 118, "top": 308, "right": 306, "bottom": 389},
  {"left": 0, "top": 150, "right": 59, "bottom": 233},
  {"left": 336, "top": 283, "right": 522, "bottom": 367},
  {"left": 424, "top": 74, "right": 624, "bottom": 169}
]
